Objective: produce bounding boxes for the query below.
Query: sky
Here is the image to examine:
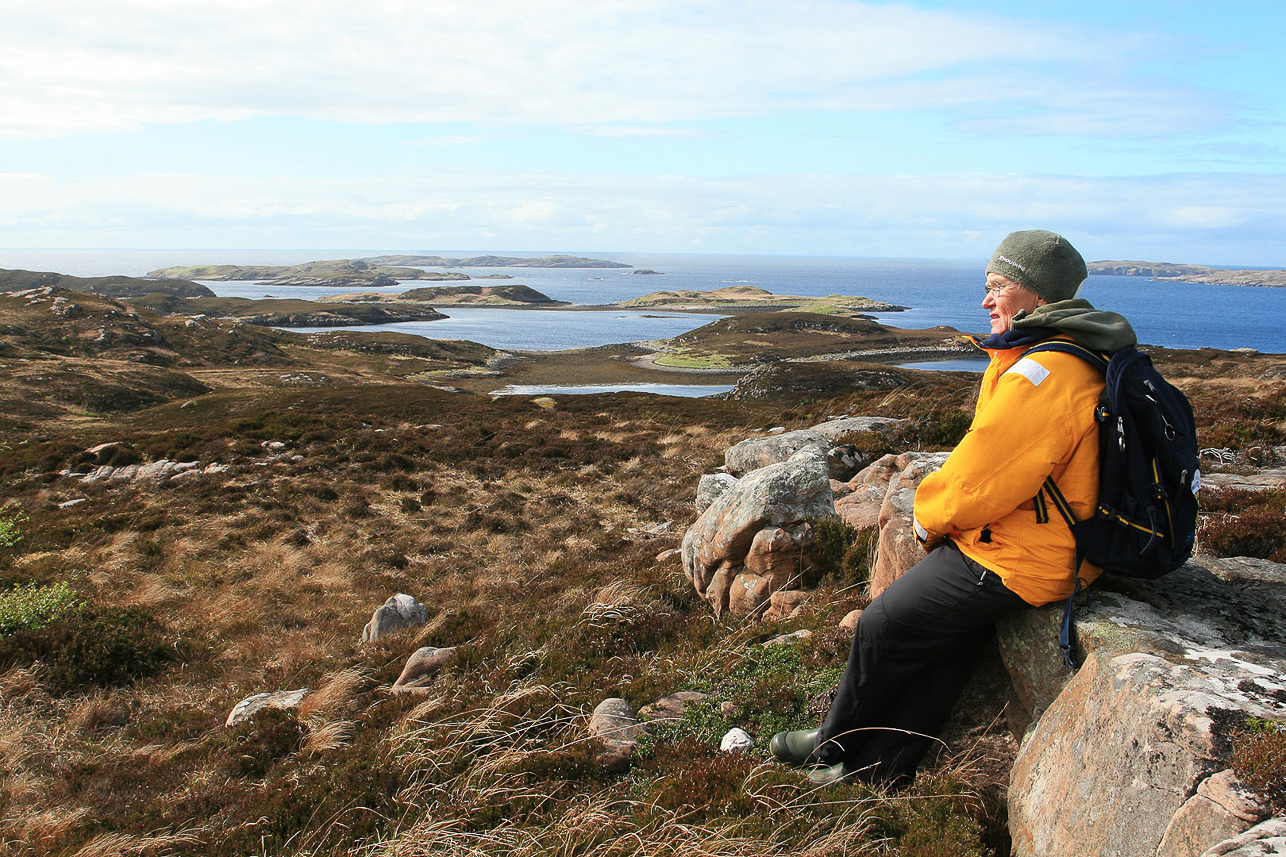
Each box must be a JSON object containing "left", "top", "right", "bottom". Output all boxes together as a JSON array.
[{"left": 0, "top": 0, "right": 1283, "bottom": 265}]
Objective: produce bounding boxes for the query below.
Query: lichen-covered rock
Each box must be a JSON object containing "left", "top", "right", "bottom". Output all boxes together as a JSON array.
[
  {"left": 1201, "top": 818, "right": 1286, "bottom": 856},
  {"left": 1006, "top": 557, "right": 1286, "bottom": 857},
  {"left": 681, "top": 446, "right": 833, "bottom": 616},
  {"left": 809, "top": 416, "right": 904, "bottom": 443},
  {"left": 225, "top": 688, "right": 308, "bottom": 727},
  {"left": 834, "top": 453, "right": 902, "bottom": 530},
  {"left": 360, "top": 593, "right": 429, "bottom": 642},
  {"left": 724, "top": 429, "right": 829, "bottom": 477},
  {"left": 999, "top": 558, "right": 1286, "bottom": 725},
  {"left": 695, "top": 473, "right": 739, "bottom": 513}
]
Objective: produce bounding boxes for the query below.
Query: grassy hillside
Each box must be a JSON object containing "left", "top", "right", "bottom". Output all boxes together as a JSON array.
[
  {"left": 0, "top": 294, "right": 1283, "bottom": 856},
  {"left": 0, "top": 268, "right": 214, "bottom": 298}
]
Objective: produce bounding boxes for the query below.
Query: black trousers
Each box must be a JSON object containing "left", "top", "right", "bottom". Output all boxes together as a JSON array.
[{"left": 814, "top": 540, "right": 1028, "bottom": 784}]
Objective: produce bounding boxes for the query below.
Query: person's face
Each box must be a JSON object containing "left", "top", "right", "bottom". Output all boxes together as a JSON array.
[{"left": 983, "top": 273, "right": 1044, "bottom": 335}]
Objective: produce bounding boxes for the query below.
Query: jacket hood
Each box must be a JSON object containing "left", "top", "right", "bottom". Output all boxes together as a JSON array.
[{"left": 1010, "top": 299, "right": 1137, "bottom": 352}]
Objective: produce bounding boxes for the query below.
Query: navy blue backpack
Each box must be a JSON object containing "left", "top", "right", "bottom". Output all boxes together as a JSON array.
[{"left": 1026, "top": 340, "right": 1200, "bottom": 667}]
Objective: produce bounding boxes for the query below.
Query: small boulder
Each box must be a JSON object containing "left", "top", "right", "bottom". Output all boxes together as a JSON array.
[
  {"left": 589, "top": 697, "right": 647, "bottom": 770},
  {"left": 838, "top": 608, "right": 863, "bottom": 633},
  {"left": 392, "top": 645, "right": 457, "bottom": 689},
  {"left": 360, "top": 593, "right": 429, "bottom": 642},
  {"left": 638, "top": 691, "right": 710, "bottom": 724},
  {"left": 225, "top": 688, "right": 308, "bottom": 727},
  {"left": 720, "top": 728, "right": 755, "bottom": 752}
]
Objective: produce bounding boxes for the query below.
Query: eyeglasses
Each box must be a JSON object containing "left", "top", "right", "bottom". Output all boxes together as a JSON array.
[{"left": 983, "top": 280, "right": 1020, "bottom": 297}]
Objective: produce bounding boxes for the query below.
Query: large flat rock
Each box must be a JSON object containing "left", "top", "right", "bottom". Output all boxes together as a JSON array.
[{"left": 1004, "top": 557, "right": 1286, "bottom": 857}]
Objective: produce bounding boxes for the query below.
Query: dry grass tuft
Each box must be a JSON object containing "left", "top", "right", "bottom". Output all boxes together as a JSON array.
[
  {"left": 69, "top": 827, "right": 207, "bottom": 857},
  {"left": 69, "top": 692, "right": 130, "bottom": 733},
  {"left": 299, "top": 667, "right": 369, "bottom": 718},
  {"left": 303, "top": 717, "right": 355, "bottom": 754},
  {"left": 1, "top": 808, "right": 92, "bottom": 857}
]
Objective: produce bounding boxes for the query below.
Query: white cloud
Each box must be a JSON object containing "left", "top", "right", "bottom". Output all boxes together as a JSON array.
[
  {"left": 1, "top": 168, "right": 1281, "bottom": 263},
  {"left": 0, "top": 0, "right": 1190, "bottom": 139}
]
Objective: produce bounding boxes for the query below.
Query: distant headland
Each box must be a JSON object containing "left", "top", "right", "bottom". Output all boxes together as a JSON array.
[
  {"left": 145, "top": 255, "right": 632, "bottom": 288},
  {"left": 1090, "top": 260, "right": 1286, "bottom": 288}
]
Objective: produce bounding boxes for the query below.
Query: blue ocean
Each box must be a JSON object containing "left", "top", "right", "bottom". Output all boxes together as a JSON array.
[{"left": 2, "top": 249, "right": 1282, "bottom": 354}]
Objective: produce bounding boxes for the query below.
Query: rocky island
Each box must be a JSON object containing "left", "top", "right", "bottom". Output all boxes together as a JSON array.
[
  {"left": 615, "top": 284, "right": 906, "bottom": 316},
  {"left": 360, "top": 254, "right": 631, "bottom": 269},
  {"left": 146, "top": 256, "right": 632, "bottom": 289},
  {"left": 1090, "top": 260, "right": 1286, "bottom": 287},
  {"left": 322, "top": 283, "right": 568, "bottom": 307}
]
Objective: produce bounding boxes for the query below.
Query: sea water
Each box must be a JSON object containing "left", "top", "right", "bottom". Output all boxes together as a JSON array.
[{"left": 3, "top": 249, "right": 1283, "bottom": 353}]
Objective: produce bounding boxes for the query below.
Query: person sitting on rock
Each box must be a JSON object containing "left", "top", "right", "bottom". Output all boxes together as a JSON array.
[{"left": 770, "top": 229, "right": 1138, "bottom": 786}]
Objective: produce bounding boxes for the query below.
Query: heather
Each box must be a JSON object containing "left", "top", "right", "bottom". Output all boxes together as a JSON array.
[{"left": 0, "top": 288, "right": 1282, "bottom": 855}]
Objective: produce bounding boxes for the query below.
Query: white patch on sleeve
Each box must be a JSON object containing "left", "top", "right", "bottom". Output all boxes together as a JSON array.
[
  {"left": 1004, "top": 357, "right": 1051, "bottom": 387},
  {"left": 913, "top": 518, "right": 928, "bottom": 541}
]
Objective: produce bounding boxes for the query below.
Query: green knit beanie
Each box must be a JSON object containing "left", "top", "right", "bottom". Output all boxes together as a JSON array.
[{"left": 985, "top": 229, "right": 1087, "bottom": 303}]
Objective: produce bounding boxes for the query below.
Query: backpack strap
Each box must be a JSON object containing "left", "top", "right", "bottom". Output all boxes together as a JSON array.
[
  {"left": 1044, "top": 476, "right": 1085, "bottom": 670},
  {"left": 1024, "top": 339, "right": 1110, "bottom": 373},
  {"left": 1028, "top": 340, "right": 1110, "bottom": 671}
]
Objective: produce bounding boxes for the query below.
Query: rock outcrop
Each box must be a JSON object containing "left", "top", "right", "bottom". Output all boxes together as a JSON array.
[
  {"left": 1004, "top": 557, "right": 1286, "bottom": 857},
  {"left": 723, "top": 429, "right": 829, "bottom": 477},
  {"left": 679, "top": 416, "right": 1286, "bottom": 854},
  {"left": 681, "top": 445, "right": 833, "bottom": 616}
]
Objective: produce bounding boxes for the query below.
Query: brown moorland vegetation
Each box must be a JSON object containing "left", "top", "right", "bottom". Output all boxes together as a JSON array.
[{"left": 0, "top": 286, "right": 1283, "bottom": 856}]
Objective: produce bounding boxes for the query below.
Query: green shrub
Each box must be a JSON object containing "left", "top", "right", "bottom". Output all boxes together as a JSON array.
[
  {"left": 0, "top": 501, "right": 27, "bottom": 549},
  {"left": 807, "top": 516, "right": 876, "bottom": 586},
  {"left": 0, "top": 581, "right": 82, "bottom": 635}
]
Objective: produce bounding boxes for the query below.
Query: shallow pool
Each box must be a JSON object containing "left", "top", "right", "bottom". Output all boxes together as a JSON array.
[{"left": 489, "top": 383, "right": 735, "bottom": 397}]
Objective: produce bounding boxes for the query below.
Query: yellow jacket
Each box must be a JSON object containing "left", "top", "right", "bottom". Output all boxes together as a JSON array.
[{"left": 913, "top": 336, "right": 1107, "bottom": 606}]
